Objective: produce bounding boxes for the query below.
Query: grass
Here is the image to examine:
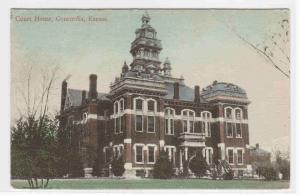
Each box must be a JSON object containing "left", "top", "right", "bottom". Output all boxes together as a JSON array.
[{"left": 11, "top": 178, "right": 290, "bottom": 189}]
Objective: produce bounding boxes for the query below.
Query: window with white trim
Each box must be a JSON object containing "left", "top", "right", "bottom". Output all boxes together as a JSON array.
[
  {"left": 147, "top": 146, "right": 155, "bottom": 163},
  {"left": 114, "top": 117, "right": 122, "bottom": 134},
  {"left": 226, "top": 122, "right": 234, "bottom": 137},
  {"left": 147, "top": 99, "right": 155, "bottom": 112},
  {"left": 135, "top": 145, "right": 144, "bottom": 163},
  {"left": 182, "top": 109, "right": 195, "bottom": 133},
  {"left": 203, "top": 147, "right": 213, "bottom": 164},
  {"left": 225, "top": 107, "right": 233, "bottom": 119},
  {"left": 227, "top": 149, "right": 234, "bottom": 164},
  {"left": 119, "top": 99, "right": 124, "bottom": 112},
  {"left": 236, "top": 123, "right": 242, "bottom": 138},
  {"left": 114, "top": 101, "right": 118, "bottom": 114},
  {"left": 165, "top": 108, "right": 175, "bottom": 135},
  {"left": 135, "top": 115, "right": 143, "bottom": 132},
  {"left": 237, "top": 149, "right": 244, "bottom": 164},
  {"left": 147, "top": 116, "right": 155, "bottom": 133},
  {"left": 201, "top": 111, "right": 212, "bottom": 137},
  {"left": 165, "top": 146, "right": 176, "bottom": 166},
  {"left": 235, "top": 108, "right": 242, "bottom": 120},
  {"left": 135, "top": 98, "right": 143, "bottom": 111}
]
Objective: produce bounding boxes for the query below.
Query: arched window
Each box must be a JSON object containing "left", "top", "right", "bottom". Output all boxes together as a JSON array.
[
  {"left": 147, "top": 99, "right": 155, "bottom": 112},
  {"left": 235, "top": 108, "right": 243, "bottom": 120},
  {"left": 114, "top": 101, "right": 118, "bottom": 114},
  {"left": 119, "top": 98, "right": 124, "bottom": 112},
  {"left": 181, "top": 109, "right": 195, "bottom": 133},
  {"left": 165, "top": 108, "right": 175, "bottom": 135},
  {"left": 225, "top": 107, "right": 233, "bottom": 119},
  {"left": 201, "top": 111, "right": 212, "bottom": 137},
  {"left": 134, "top": 98, "right": 144, "bottom": 111}
]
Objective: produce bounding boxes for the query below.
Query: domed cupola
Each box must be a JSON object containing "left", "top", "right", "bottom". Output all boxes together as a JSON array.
[
  {"left": 201, "top": 80, "right": 249, "bottom": 103},
  {"left": 130, "top": 11, "right": 162, "bottom": 73}
]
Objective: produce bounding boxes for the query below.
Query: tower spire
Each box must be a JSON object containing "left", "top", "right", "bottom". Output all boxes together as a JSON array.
[{"left": 142, "top": 11, "right": 151, "bottom": 25}]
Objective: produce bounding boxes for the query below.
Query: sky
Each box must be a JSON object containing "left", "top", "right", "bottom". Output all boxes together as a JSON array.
[{"left": 11, "top": 9, "right": 290, "bottom": 153}]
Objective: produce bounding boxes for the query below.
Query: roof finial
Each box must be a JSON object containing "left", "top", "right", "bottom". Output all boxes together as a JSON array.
[{"left": 142, "top": 11, "right": 151, "bottom": 25}]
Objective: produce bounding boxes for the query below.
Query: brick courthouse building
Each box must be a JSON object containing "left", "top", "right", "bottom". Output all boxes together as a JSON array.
[{"left": 59, "top": 13, "right": 251, "bottom": 178}]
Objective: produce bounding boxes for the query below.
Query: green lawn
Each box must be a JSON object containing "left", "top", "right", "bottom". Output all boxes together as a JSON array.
[{"left": 11, "top": 179, "right": 289, "bottom": 189}]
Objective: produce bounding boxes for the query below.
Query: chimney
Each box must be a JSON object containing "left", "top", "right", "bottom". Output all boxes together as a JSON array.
[
  {"left": 60, "top": 80, "right": 67, "bottom": 112},
  {"left": 173, "top": 82, "right": 180, "bottom": 100},
  {"left": 88, "top": 74, "right": 98, "bottom": 100},
  {"left": 256, "top": 143, "right": 259, "bottom": 149},
  {"left": 81, "top": 90, "right": 86, "bottom": 104},
  {"left": 194, "top": 85, "right": 200, "bottom": 103}
]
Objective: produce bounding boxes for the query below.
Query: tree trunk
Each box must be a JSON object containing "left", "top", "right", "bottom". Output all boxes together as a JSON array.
[{"left": 44, "top": 178, "right": 49, "bottom": 188}]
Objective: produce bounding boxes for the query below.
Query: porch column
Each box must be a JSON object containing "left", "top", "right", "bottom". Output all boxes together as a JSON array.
[
  {"left": 179, "top": 148, "right": 183, "bottom": 169},
  {"left": 184, "top": 147, "right": 188, "bottom": 161}
]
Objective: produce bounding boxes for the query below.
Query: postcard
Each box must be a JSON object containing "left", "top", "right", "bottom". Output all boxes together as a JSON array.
[{"left": 9, "top": 7, "right": 291, "bottom": 190}]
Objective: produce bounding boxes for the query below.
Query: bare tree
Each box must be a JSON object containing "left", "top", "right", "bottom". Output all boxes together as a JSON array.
[
  {"left": 221, "top": 17, "right": 290, "bottom": 79},
  {"left": 15, "top": 65, "right": 60, "bottom": 120}
]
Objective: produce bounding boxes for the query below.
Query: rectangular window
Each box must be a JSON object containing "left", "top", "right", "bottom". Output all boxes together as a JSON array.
[
  {"left": 147, "top": 116, "right": 155, "bottom": 133},
  {"left": 170, "top": 119, "right": 174, "bottom": 134},
  {"left": 136, "top": 146, "right": 143, "bottom": 163},
  {"left": 189, "top": 121, "right": 194, "bottom": 133},
  {"left": 207, "top": 122, "right": 211, "bottom": 137},
  {"left": 228, "top": 149, "right": 234, "bottom": 164},
  {"left": 136, "top": 115, "right": 143, "bottom": 132},
  {"left": 183, "top": 120, "right": 188, "bottom": 132},
  {"left": 114, "top": 118, "right": 120, "bottom": 134},
  {"left": 226, "top": 123, "right": 233, "bottom": 137},
  {"left": 120, "top": 100, "right": 124, "bottom": 112},
  {"left": 165, "top": 119, "right": 168, "bottom": 134},
  {"left": 148, "top": 146, "right": 155, "bottom": 163},
  {"left": 136, "top": 99, "right": 143, "bottom": 110},
  {"left": 236, "top": 123, "right": 242, "bottom": 138},
  {"left": 237, "top": 149, "right": 243, "bottom": 164},
  {"left": 148, "top": 101, "right": 155, "bottom": 112},
  {"left": 207, "top": 149, "right": 212, "bottom": 164},
  {"left": 114, "top": 102, "right": 118, "bottom": 114}
]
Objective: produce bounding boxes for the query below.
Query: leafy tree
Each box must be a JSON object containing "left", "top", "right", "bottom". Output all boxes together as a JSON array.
[
  {"left": 153, "top": 150, "right": 174, "bottom": 179},
  {"left": 56, "top": 122, "right": 84, "bottom": 178},
  {"left": 11, "top": 115, "right": 59, "bottom": 188},
  {"left": 189, "top": 150, "right": 208, "bottom": 178},
  {"left": 111, "top": 157, "right": 125, "bottom": 177},
  {"left": 274, "top": 150, "right": 290, "bottom": 180}
]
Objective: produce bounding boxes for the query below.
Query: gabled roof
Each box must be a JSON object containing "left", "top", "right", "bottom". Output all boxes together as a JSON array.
[
  {"left": 66, "top": 88, "right": 109, "bottom": 108},
  {"left": 249, "top": 145, "right": 271, "bottom": 155}
]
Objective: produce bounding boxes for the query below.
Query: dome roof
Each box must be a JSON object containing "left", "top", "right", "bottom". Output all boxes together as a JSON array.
[{"left": 201, "top": 81, "right": 248, "bottom": 100}]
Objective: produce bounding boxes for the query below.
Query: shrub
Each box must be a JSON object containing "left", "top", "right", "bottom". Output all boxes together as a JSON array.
[
  {"left": 111, "top": 157, "right": 125, "bottom": 177},
  {"left": 259, "top": 165, "right": 277, "bottom": 181},
  {"left": 189, "top": 151, "right": 208, "bottom": 178},
  {"left": 223, "top": 171, "right": 234, "bottom": 180},
  {"left": 153, "top": 150, "right": 174, "bottom": 179}
]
